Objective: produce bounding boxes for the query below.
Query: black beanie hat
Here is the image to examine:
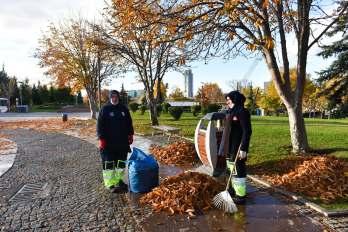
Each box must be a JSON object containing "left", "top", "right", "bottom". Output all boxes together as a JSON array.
[
  {"left": 225, "top": 91, "right": 246, "bottom": 106},
  {"left": 109, "top": 90, "right": 120, "bottom": 99}
]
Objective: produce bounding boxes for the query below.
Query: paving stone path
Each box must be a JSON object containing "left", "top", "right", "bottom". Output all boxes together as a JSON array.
[{"left": 0, "top": 129, "right": 140, "bottom": 232}]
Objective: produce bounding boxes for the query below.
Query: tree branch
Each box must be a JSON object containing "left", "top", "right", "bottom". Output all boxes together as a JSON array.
[{"left": 308, "top": 2, "right": 348, "bottom": 50}]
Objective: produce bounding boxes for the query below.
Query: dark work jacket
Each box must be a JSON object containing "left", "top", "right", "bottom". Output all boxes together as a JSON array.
[
  {"left": 227, "top": 107, "right": 252, "bottom": 155},
  {"left": 97, "top": 102, "right": 134, "bottom": 151}
]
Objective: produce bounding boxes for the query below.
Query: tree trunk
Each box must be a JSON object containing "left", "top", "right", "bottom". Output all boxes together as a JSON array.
[
  {"left": 286, "top": 105, "right": 309, "bottom": 153},
  {"left": 263, "top": 38, "right": 310, "bottom": 153},
  {"left": 149, "top": 101, "right": 159, "bottom": 126},
  {"left": 144, "top": 87, "right": 158, "bottom": 126},
  {"left": 148, "top": 92, "right": 159, "bottom": 126},
  {"left": 86, "top": 88, "right": 98, "bottom": 119}
]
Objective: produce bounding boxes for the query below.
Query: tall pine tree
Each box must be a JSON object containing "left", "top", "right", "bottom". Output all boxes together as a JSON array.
[
  {"left": 32, "top": 84, "right": 42, "bottom": 105},
  {"left": 318, "top": 1, "right": 348, "bottom": 103},
  {"left": 0, "top": 65, "right": 9, "bottom": 97}
]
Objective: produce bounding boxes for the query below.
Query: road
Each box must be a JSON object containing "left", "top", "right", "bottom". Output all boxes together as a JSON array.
[{"left": 0, "top": 112, "right": 91, "bottom": 121}]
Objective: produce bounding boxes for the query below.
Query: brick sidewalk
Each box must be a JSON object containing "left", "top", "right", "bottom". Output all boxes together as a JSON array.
[{"left": 0, "top": 129, "right": 140, "bottom": 231}]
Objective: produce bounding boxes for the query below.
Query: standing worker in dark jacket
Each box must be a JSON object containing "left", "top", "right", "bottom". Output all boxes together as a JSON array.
[
  {"left": 219, "top": 91, "right": 252, "bottom": 204},
  {"left": 97, "top": 90, "right": 134, "bottom": 192}
]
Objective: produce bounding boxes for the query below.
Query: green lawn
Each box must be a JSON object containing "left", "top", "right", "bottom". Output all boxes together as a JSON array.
[
  {"left": 30, "top": 104, "right": 62, "bottom": 112},
  {"left": 132, "top": 111, "right": 348, "bottom": 210},
  {"left": 132, "top": 112, "right": 348, "bottom": 162}
]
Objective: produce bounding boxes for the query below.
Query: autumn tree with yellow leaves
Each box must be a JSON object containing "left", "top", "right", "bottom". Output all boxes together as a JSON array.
[
  {"left": 168, "top": 87, "right": 186, "bottom": 101},
  {"left": 96, "top": 1, "right": 193, "bottom": 125},
  {"left": 35, "top": 18, "right": 123, "bottom": 119},
  {"left": 153, "top": 80, "right": 168, "bottom": 103},
  {"left": 261, "top": 68, "right": 328, "bottom": 117},
  {"left": 119, "top": 0, "right": 347, "bottom": 153}
]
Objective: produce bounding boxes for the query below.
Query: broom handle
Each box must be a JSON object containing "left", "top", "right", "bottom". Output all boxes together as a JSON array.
[{"left": 225, "top": 144, "right": 242, "bottom": 191}]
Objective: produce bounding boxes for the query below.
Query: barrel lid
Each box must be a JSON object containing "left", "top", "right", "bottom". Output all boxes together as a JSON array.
[{"left": 202, "top": 112, "right": 226, "bottom": 120}]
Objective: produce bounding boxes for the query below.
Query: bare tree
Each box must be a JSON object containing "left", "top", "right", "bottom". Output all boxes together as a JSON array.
[{"left": 98, "top": 1, "right": 190, "bottom": 125}]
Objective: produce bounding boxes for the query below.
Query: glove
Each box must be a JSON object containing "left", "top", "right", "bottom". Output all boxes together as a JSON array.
[
  {"left": 128, "top": 134, "right": 133, "bottom": 145},
  {"left": 226, "top": 159, "right": 234, "bottom": 173},
  {"left": 238, "top": 150, "right": 247, "bottom": 160},
  {"left": 99, "top": 139, "right": 106, "bottom": 149}
]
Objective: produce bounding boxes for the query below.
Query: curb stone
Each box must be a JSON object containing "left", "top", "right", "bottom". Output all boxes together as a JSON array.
[
  {"left": 248, "top": 174, "right": 348, "bottom": 217},
  {"left": 0, "top": 138, "right": 17, "bottom": 178}
]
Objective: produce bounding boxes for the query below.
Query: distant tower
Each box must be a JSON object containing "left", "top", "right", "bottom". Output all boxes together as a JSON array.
[{"left": 184, "top": 69, "right": 193, "bottom": 98}]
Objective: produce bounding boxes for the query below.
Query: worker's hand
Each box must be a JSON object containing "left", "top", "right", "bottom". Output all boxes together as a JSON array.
[
  {"left": 99, "top": 139, "right": 106, "bottom": 149},
  {"left": 226, "top": 159, "right": 234, "bottom": 173},
  {"left": 128, "top": 134, "right": 134, "bottom": 145},
  {"left": 239, "top": 150, "right": 247, "bottom": 160}
]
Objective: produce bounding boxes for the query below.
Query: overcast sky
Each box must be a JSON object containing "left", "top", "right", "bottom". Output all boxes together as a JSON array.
[{"left": 0, "top": 0, "right": 337, "bottom": 94}]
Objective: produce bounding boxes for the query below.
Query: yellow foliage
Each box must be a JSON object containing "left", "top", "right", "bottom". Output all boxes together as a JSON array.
[
  {"left": 264, "top": 68, "right": 318, "bottom": 111},
  {"left": 184, "top": 30, "right": 194, "bottom": 41},
  {"left": 169, "top": 87, "right": 185, "bottom": 101},
  {"left": 254, "top": 19, "right": 263, "bottom": 28},
  {"left": 202, "top": 14, "right": 209, "bottom": 21},
  {"left": 153, "top": 80, "right": 167, "bottom": 99},
  {"left": 247, "top": 43, "right": 257, "bottom": 51},
  {"left": 195, "top": 82, "right": 225, "bottom": 106},
  {"left": 264, "top": 37, "right": 275, "bottom": 49},
  {"left": 228, "top": 32, "right": 235, "bottom": 40},
  {"left": 262, "top": 0, "right": 269, "bottom": 9},
  {"left": 167, "top": 24, "right": 177, "bottom": 35}
]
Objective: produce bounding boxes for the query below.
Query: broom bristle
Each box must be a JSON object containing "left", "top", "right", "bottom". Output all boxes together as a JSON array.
[{"left": 213, "top": 191, "right": 238, "bottom": 213}]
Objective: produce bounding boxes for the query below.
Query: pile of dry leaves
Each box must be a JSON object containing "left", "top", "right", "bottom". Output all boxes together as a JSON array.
[
  {"left": 0, "top": 133, "right": 8, "bottom": 139},
  {"left": 0, "top": 139, "right": 14, "bottom": 151},
  {"left": 263, "top": 156, "right": 348, "bottom": 203},
  {"left": 149, "top": 141, "right": 197, "bottom": 167},
  {"left": 0, "top": 119, "right": 96, "bottom": 137},
  {"left": 139, "top": 172, "right": 224, "bottom": 217}
]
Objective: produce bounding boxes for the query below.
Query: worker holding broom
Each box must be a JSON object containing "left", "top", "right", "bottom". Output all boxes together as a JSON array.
[
  {"left": 97, "top": 90, "right": 134, "bottom": 193},
  {"left": 219, "top": 90, "right": 252, "bottom": 204}
]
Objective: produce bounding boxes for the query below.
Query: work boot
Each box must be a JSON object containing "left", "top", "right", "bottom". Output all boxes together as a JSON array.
[
  {"left": 213, "top": 167, "right": 226, "bottom": 177},
  {"left": 232, "top": 195, "right": 246, "bottom": 205},
  {"left": 111, "top": 180, "right": 128, "bottom": 193},
  {"left": 107, "top": 185, "right": 115, "bottom": 191},
  {"left": 231, "top": 177, "right": 246, "bottom": 204}
]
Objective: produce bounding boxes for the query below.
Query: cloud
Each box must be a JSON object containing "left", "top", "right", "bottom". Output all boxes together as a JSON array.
[{"left": 0, "top": 0, "right": 104, "bottom": 84}]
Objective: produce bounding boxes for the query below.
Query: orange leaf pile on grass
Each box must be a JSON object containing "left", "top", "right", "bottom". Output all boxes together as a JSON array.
[
  {"left": 264, "top": 156, "right": 348, "bottom": 203},
  {"left": 139, "top": 172, "right": 224, "bottom": 217},
  {"left": 149, "top": 141, "right": 197, "bottom": 166}
]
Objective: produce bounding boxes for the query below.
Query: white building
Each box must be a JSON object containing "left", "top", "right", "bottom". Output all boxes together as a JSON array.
[
  {"left": 126, "top": 89, "right": 145, "bottom": 98},
  {"left": 167, "top": 101, "right": 198, "bottom": 107}
]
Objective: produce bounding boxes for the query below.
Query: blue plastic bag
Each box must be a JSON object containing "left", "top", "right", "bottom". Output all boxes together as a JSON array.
[{"left": 128, "top": 147, "right": 159, "bottom": 193}]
